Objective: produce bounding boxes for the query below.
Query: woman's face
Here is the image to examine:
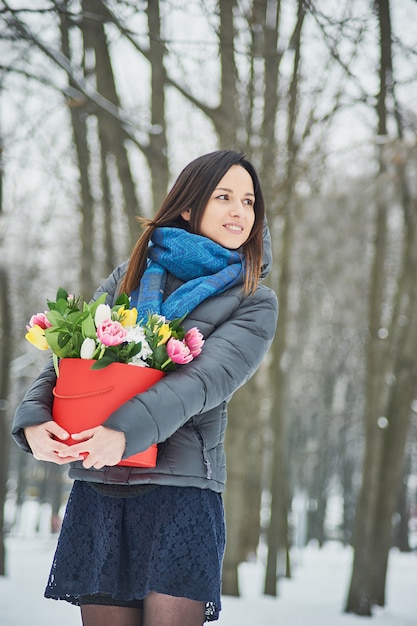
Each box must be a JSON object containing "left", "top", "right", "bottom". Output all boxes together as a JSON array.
[{"left": 182, "top": 165, "right": 256, "bottom": 249}]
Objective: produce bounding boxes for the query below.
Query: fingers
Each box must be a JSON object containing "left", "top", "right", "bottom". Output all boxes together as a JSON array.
[
  {"left": 38, "top": 451, "right": 84, "bottom": 465},
  {"left": 33, "top": 438, "right": 85, "bottom": 464},
  {"left": 24, "top": 421, "right": 84, "bottom": 464},
  {"left": 71, "top": 428, "right": 96, "bottom": 441},
  {"left": 44, "top": 421, "right": 71, "bottom": 441},
  {"left": 31, "top": 443, "right": 84, "bottom": 464},
  {"left": 58, "top": 426, "right": 126, "bottom": 468},
  {"left": 81, "top": 455, "right": 106, "bottom": 470}
]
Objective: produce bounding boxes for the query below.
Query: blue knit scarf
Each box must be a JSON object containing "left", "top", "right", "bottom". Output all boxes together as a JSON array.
[{"left": 130, "top": 227, "right": 245, "bottom": 320}]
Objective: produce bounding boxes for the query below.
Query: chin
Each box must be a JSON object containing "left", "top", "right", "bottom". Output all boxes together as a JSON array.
[{"left": 217, "top": 240, "right": 240, "bottom": 249}]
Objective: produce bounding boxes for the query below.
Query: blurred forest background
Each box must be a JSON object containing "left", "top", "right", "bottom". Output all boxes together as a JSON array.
[{"left": 0, "top": 0, "right": 416, "bottom": 619}]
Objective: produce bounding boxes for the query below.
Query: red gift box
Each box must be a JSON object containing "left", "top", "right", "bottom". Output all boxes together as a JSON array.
[{"left": 52, "top": 358, "right": 164, "bottom": 467}]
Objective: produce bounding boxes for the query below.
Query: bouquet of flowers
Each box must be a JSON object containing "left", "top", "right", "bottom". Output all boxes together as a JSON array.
[
  {"left": 25, "top": 287, "right": 204, "bottom": 375},
  {"left": 24, "top": 288, "right": 204, "bottom": 468}
]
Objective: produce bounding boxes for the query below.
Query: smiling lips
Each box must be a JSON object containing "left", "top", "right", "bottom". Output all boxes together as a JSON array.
[{"left": 224, "top": 222, "right": 244, "bottom": 233}]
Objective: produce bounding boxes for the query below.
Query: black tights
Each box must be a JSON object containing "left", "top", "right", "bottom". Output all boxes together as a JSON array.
[{"left": 80, "top": 591, "right": 206, "bottom": 626}]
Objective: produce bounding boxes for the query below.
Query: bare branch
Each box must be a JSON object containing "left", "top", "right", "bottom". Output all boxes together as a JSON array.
[
  {"left": 99, "top": 0, "right": 219, "bottom": 122},
  {"left": 304, "top": 1, "right": 372, "bottom": 101},
  {"left": 0, "top": 0, "right": 148, "bottom": 149}
]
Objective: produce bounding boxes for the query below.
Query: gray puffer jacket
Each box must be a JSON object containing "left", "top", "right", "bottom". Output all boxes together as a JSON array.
[{"left": 12, "top": 237, "right": 278, "bottom": 493}]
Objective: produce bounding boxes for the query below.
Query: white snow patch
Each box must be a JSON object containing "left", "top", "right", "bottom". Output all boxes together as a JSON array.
[{"left": 0, "top": 537, "right": 416, "bottom": 625}]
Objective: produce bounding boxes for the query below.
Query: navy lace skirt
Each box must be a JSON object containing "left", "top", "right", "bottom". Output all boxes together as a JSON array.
[{"left": 45, "top": 481, "right": 225, "bottom": 622}]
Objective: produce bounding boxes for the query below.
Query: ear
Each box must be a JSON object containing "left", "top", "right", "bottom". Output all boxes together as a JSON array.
[{"left": 181, "top": 209, "right": 191, "bottom": 222}]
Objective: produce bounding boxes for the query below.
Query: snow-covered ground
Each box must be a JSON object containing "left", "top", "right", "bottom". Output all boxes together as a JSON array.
[{"left": 1, "top": 534, "right": 416, "bottom": 626}]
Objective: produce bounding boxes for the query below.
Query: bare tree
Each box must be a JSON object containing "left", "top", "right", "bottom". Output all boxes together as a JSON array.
[
  {"left": 0, "top": 80, "right": 10, "bottom": 573},
  {"left": 223, "top": 369, "right": 268, "bottom": 595},
  {"left": 263, "top": 0, "right": 306, "bottom": 595},
  {"left": 345, "top": 0, "right": 417, "bottom": 615},
  {"left": 0, "top": 266, "right": 11, "bottom": 575},
  {"left": 0, "top": 1, "right": 170, "bottom": 287}
]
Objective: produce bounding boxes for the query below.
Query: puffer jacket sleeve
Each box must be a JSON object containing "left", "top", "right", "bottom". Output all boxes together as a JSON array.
[
  {"left": 11, "top": 359, "right": 56, "bottom": 452},
  {"left": 105, "top": 286, "right": 278, "bottom": 459},
  {"left": 10, "top": 263, "right": 127, "bottom": 452}
]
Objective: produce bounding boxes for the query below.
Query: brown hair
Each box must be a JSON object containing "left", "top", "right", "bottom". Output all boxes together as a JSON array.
[{"left": 120, "top": 150, "right": 265, "bottom": 296}]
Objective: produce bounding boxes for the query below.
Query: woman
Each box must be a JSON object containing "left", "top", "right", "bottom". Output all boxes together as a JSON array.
[{"left": 12, "top": 149, "right": 278, "bottom": 626}]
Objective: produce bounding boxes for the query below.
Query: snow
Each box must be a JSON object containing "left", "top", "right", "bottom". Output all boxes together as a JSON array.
[{"left": 0, "top": 534, "right": 416, "bottom": 626}]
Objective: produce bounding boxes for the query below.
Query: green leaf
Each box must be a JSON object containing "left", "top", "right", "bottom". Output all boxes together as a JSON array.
[
  {"left": 58, "top": 333, "right": 71, "bottom": 349},
  {"left": 67, "top": 310, "right": 83, "bottom": 325},
  {"left": 170, "top": 314, "right": 187, "bottom": 330},
  {"left": 115, "top": 293, "right": 130, "bottom": 307},
  {"left": 91, "top": 356, "right": 117, "bottom": 370},
  {"left": 151, "top": 344, "right": 169, "bottom": 368},
  {"left": 55, "top": 298, "right": 70, "bottom": 315},
  {"left": 82, "top": 313, "right": 97, "bottom": 339},
  {"left": 46, "top": 310, "right": 65, "bottom": 326},
  {"left": 56, "top": 287, "right": 69, "bottom": 301},
  {"left": 71, "top": 331, "right": 84, "bottom": 355},
  {"left": 128, "top": 342, "right": 143, "bottom": 358},
  {"left": 172, "top": 328, "right": 185, "bottom": 340},
  {"left": 89, "top": 293, "right": 108, "bottom": 317},
  {"left": 44, "top": 328, "right": 69, "bottom": 358}
]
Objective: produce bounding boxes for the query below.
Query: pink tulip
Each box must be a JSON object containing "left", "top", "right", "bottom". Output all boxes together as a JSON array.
[
  {"left": 185, "top": 327, "right": 204, "bottom": 357},
  {"left": 97, "top": 319, "right": 127, "bottom": 346},
  {"left": 27, "top": 312, "right": 52, "bottom": 331},
  {"left": 166, "top": 338, "right": 193, "bottom": 364}
]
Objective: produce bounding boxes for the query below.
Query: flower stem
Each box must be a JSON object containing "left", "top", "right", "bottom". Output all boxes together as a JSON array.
[{"left": 52, "top": 353, "right": 59, "bottom": 377}]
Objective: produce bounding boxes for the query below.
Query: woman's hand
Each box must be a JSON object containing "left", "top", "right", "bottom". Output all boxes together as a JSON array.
[
  {"left": 24, "top": 421, "right": 84, "bottom": 465},
  {"left": 60, "top": 426, "right": 126, "bottom": 469}
]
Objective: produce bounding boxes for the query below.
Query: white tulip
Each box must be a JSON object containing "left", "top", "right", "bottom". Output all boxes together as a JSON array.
[
  {"left": 94, "top": 303, "right": 112, "bottom": 327},
  {"left": 80, "top": 337, "right": 96, "bottom": 360}
]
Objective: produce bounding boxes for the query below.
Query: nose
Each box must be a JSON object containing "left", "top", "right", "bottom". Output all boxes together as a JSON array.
[{"left": 229, "top": 200, "right": 245, "bottom": 217}]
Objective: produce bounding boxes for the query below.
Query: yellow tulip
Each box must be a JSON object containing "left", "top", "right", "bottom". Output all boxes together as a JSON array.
[
  {"left": 157, "top": 323, "right": 171, "bottom": 346},
  {"left": 119, "top": 307, "right": 137, "bottom": 328},
  {"left": 25, "top": 325, "right": 49, "bottom": 350}
]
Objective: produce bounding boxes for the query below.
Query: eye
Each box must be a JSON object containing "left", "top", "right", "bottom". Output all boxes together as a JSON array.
[
  {"left": 216, "top": 194, "right": 229, "bottom": 201},
  {"left": 243, "top": 198, "right": 254, "bottom": 206}
]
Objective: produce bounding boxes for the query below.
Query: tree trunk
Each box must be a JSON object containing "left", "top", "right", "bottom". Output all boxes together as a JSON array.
[
  {"left": 393, "top": 457, "right": 411, "bottom": 552},
  {"left": 223, "top": 385, "right": 251, "bottom": 596},
  {"left": 341, "top": 382, "right": 357, "bottom": 546},
  {"left": 264, "top": 204, "right": 293, "bottom": 596},
  {"left": 369, "top": 223, "right": 417, "bottom": 604},
  {"left": 223, "top": 369, "right": 266, "bottom": 596},
  {"left": 239, "top": 374, "right": 265, "bottom": 558},
  {"left": 99, "top": 134, "right": 117, "bottom": 277},
  {"left": 59, "top": 7, "right": 95, "bottom": 297},
  {"left": 345, "top": 0, "right": 416, "bottom": 614},
  {"left": 146, "top": 0, "right": 169, "bottom": 212},
  {"left": 84, "top": 0, "right": 142, "bottom": 252},
  {"left": 0, "top": 267, "right": 11, "bottom": 576},
  {"left": 264, "top": 0, "right": 305, "bottom": 596},
  {"left": 345, "top": 154, "right": 388, "bottom": 616},
  {"left": 215, "top": 0, "right": 239, "bottom": 147}
]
